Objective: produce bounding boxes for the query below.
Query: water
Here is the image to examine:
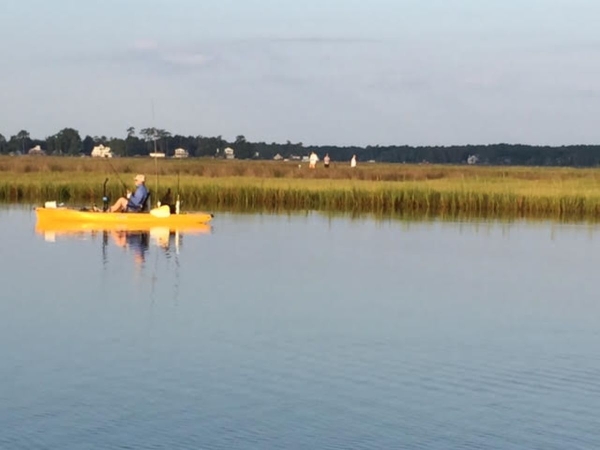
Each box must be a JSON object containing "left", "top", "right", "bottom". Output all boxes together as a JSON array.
[{"left": 1, "top": 206, "right": 600, "bottom": 449}]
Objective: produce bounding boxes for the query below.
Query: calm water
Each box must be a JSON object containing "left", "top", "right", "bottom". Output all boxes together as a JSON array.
[{"left": 1, "top": 206, "right": 600, "bottom": 449}]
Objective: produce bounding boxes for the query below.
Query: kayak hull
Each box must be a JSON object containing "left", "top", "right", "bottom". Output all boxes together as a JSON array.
[{"left": 35, "top": 207, "right": 213, "bottom": 228}]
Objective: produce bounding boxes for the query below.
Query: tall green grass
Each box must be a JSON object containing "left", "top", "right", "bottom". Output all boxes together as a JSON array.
[{"left": 2, "top": 156, "right": 600, "bottom": 220}]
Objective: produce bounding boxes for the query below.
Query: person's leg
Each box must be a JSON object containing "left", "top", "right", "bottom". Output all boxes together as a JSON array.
[{"left": 109, "top": 197, "right": 128, "bottom": 212}]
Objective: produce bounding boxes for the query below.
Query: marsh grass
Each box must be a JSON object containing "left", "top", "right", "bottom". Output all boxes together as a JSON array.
[{"left": 2, "top": 156, "right": 600, "bottom": 220}]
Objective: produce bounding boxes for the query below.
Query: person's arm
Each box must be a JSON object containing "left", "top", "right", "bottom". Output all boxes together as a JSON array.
[{"left": 127, "top": 187, "right": 147, "bottom": 209}]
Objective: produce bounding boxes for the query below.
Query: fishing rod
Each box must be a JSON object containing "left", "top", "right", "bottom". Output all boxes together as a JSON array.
[
  {"left": 176, "top": 165, "right": 181, "bottom": 215},
  {"left": 104, "top": 157, "right": 129, "bottom": 192},
  {"left": 155, "top": 154, "right": 160, "bottom": 207},
  {"left": 151, "top": 100, "right": 159, "bottom": 208}
]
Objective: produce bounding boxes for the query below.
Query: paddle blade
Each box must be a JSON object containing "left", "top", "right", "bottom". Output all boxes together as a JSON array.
[{"left": 149, "top": 205, "right": 171, "bottom": 218}]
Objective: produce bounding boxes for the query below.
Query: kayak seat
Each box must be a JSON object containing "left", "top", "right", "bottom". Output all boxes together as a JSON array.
[{"left": 141, "top": 191, "right": 152, "bottom": 213}]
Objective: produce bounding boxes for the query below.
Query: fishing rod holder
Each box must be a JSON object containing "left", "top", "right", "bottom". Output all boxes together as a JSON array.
[{"left": 102, "top": 178, "right": 110, "bottom": 212}]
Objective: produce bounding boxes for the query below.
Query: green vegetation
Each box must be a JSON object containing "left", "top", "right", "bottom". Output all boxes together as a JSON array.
[{"left": 3, "top": 156, "right": 600, "bottom": 221}]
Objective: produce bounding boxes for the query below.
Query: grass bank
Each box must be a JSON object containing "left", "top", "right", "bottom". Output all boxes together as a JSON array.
[{"left": 2, "top": 156, "right": 600, "bottom": 220}]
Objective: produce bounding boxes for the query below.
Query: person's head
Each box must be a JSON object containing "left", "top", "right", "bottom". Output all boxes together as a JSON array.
[{"left": 134, "top": 174, "right": 145, "bottom": 185}]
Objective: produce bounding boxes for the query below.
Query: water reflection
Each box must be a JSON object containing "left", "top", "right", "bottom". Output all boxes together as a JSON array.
[
  {"left": 107, "top": 229, "right": 150, "bottom": 265},
  {"left": 35, "top": 222, "right": 212, "bottom": 266}
]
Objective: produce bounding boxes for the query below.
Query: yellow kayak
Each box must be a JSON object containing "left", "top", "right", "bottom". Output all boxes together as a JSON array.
[{"left": 35, "top": 205, "right": 213, "bottom": 227}]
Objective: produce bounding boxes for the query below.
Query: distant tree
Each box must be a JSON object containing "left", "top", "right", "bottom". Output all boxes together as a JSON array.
[
  {"left": 45, "top": 134, "right": 58, "bottom": 154},
  {"left": 128, "top": 136, "right": 146, "bottom": 156},
  {"left": 194, "top": 134, "right": 226, "bottom": 157},
  {"left": 140, "top": 127, "right": 159, "bottom": 153},
  {"left": 140, "top": 127, "right": 155, "bottom": 142},
  {"left": 156, "top": 129, "right": 171, "bottom": 154},
  {"left": 232, "top": 134, "right": 255, "bottom": 159},
  {"left": 82, "top": 135, "right": 95, "bottom": 155},
  {"left": 140, "top": 128, "right": 154, "bottom": 141},
  {"left": 0, "top": 133, "right": 6, "bottom": 154},
  {"left": 51, "top": 128, "right": 82, "bottom": 155},
  {"left": 16, "top": 130, "right": 30, "bottom": 153},
  {"left": 125, "top": 127, "right": 135, "bottom": 156},
  {"left": 109, "top": 137, "right": 126, "bottom": 156}
]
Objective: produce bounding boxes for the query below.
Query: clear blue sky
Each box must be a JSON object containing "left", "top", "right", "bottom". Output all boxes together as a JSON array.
[{"left": 1, "top": 0, "right": 599, "bottom": 146}]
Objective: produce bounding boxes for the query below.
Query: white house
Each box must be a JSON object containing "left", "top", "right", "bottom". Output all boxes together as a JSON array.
[
  {"left": 28, "top": 145, "right": 46, "bottom": 156},
  {"left": 224, "top": 147, "right": 235, "bottom": 159},
  {"left": 273, "top": 153, "right": 283, "bottom": 161},
  {"left": 173, "top": 148, "right": 189, "bottom": 158},
  {"left": 467, "top": 154, "right": 479, "bottom": 165},
  {"left": 149, "top": 152, "right": 166, "bottom": 158},
  {"left": 91, "top": 144, "right": 112, "bottom": 158}
]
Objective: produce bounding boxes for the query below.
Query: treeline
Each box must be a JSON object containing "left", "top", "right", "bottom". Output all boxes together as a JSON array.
[{"left": 1, "top": 127, "right": 600, "bottom": 167}]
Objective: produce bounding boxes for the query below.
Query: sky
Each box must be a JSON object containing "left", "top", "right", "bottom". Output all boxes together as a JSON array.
[{"left": 1, "top": 0, "right": 600, "bottom": 146}]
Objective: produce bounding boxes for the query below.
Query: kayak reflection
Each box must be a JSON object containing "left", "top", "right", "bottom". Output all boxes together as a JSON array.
[
  {"left": 109, "top": 229, "right": 150, "bottom": 265},
  {"left": 35, "top": 222, "right": 212, "bottom": 265}
]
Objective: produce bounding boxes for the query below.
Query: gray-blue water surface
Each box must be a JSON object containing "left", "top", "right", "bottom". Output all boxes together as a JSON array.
[{"left": 1, "top": 206, "right": 599, "bottom": 449}]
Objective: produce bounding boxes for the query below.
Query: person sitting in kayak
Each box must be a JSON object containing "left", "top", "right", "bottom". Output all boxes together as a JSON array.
[{"left": 108, "top": 174, "right": 149, "bottom": 212}]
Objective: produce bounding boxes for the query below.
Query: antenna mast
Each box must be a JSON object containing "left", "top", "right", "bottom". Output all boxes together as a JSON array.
[{"left": 151, "top": 99, "right": 160, "bottom": 206}]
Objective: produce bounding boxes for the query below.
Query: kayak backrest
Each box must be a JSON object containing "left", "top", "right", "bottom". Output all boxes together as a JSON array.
[{"left": 141, "top": 190, "right": 152, "bottom": 212}]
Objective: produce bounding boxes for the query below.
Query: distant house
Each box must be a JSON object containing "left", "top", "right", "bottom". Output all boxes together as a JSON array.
[
  {"left": 28, "top": 145, "right": 46, "bottom": 156},
  {"left": 224, "top": 147, "right": 235, "bottom": 160},
  {"left": 91, "top": 144, "right": 112, "bottom": 158},
  {"left": 149, "top": 152, "right": 166, "bottom": 158},
  {"left": 467, "top": 154, "right": 479, "bottom": 165},
  {"left": 273, "top": 153, "right": 283, "bottom": 161},
  {"left": 173, "top": 148, "right": 189, "bottom": 158}
]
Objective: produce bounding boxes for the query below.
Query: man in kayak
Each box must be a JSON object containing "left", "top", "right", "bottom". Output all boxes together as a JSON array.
[{"left": 108, "top": 174, "right": 149, "bottom": 212}]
